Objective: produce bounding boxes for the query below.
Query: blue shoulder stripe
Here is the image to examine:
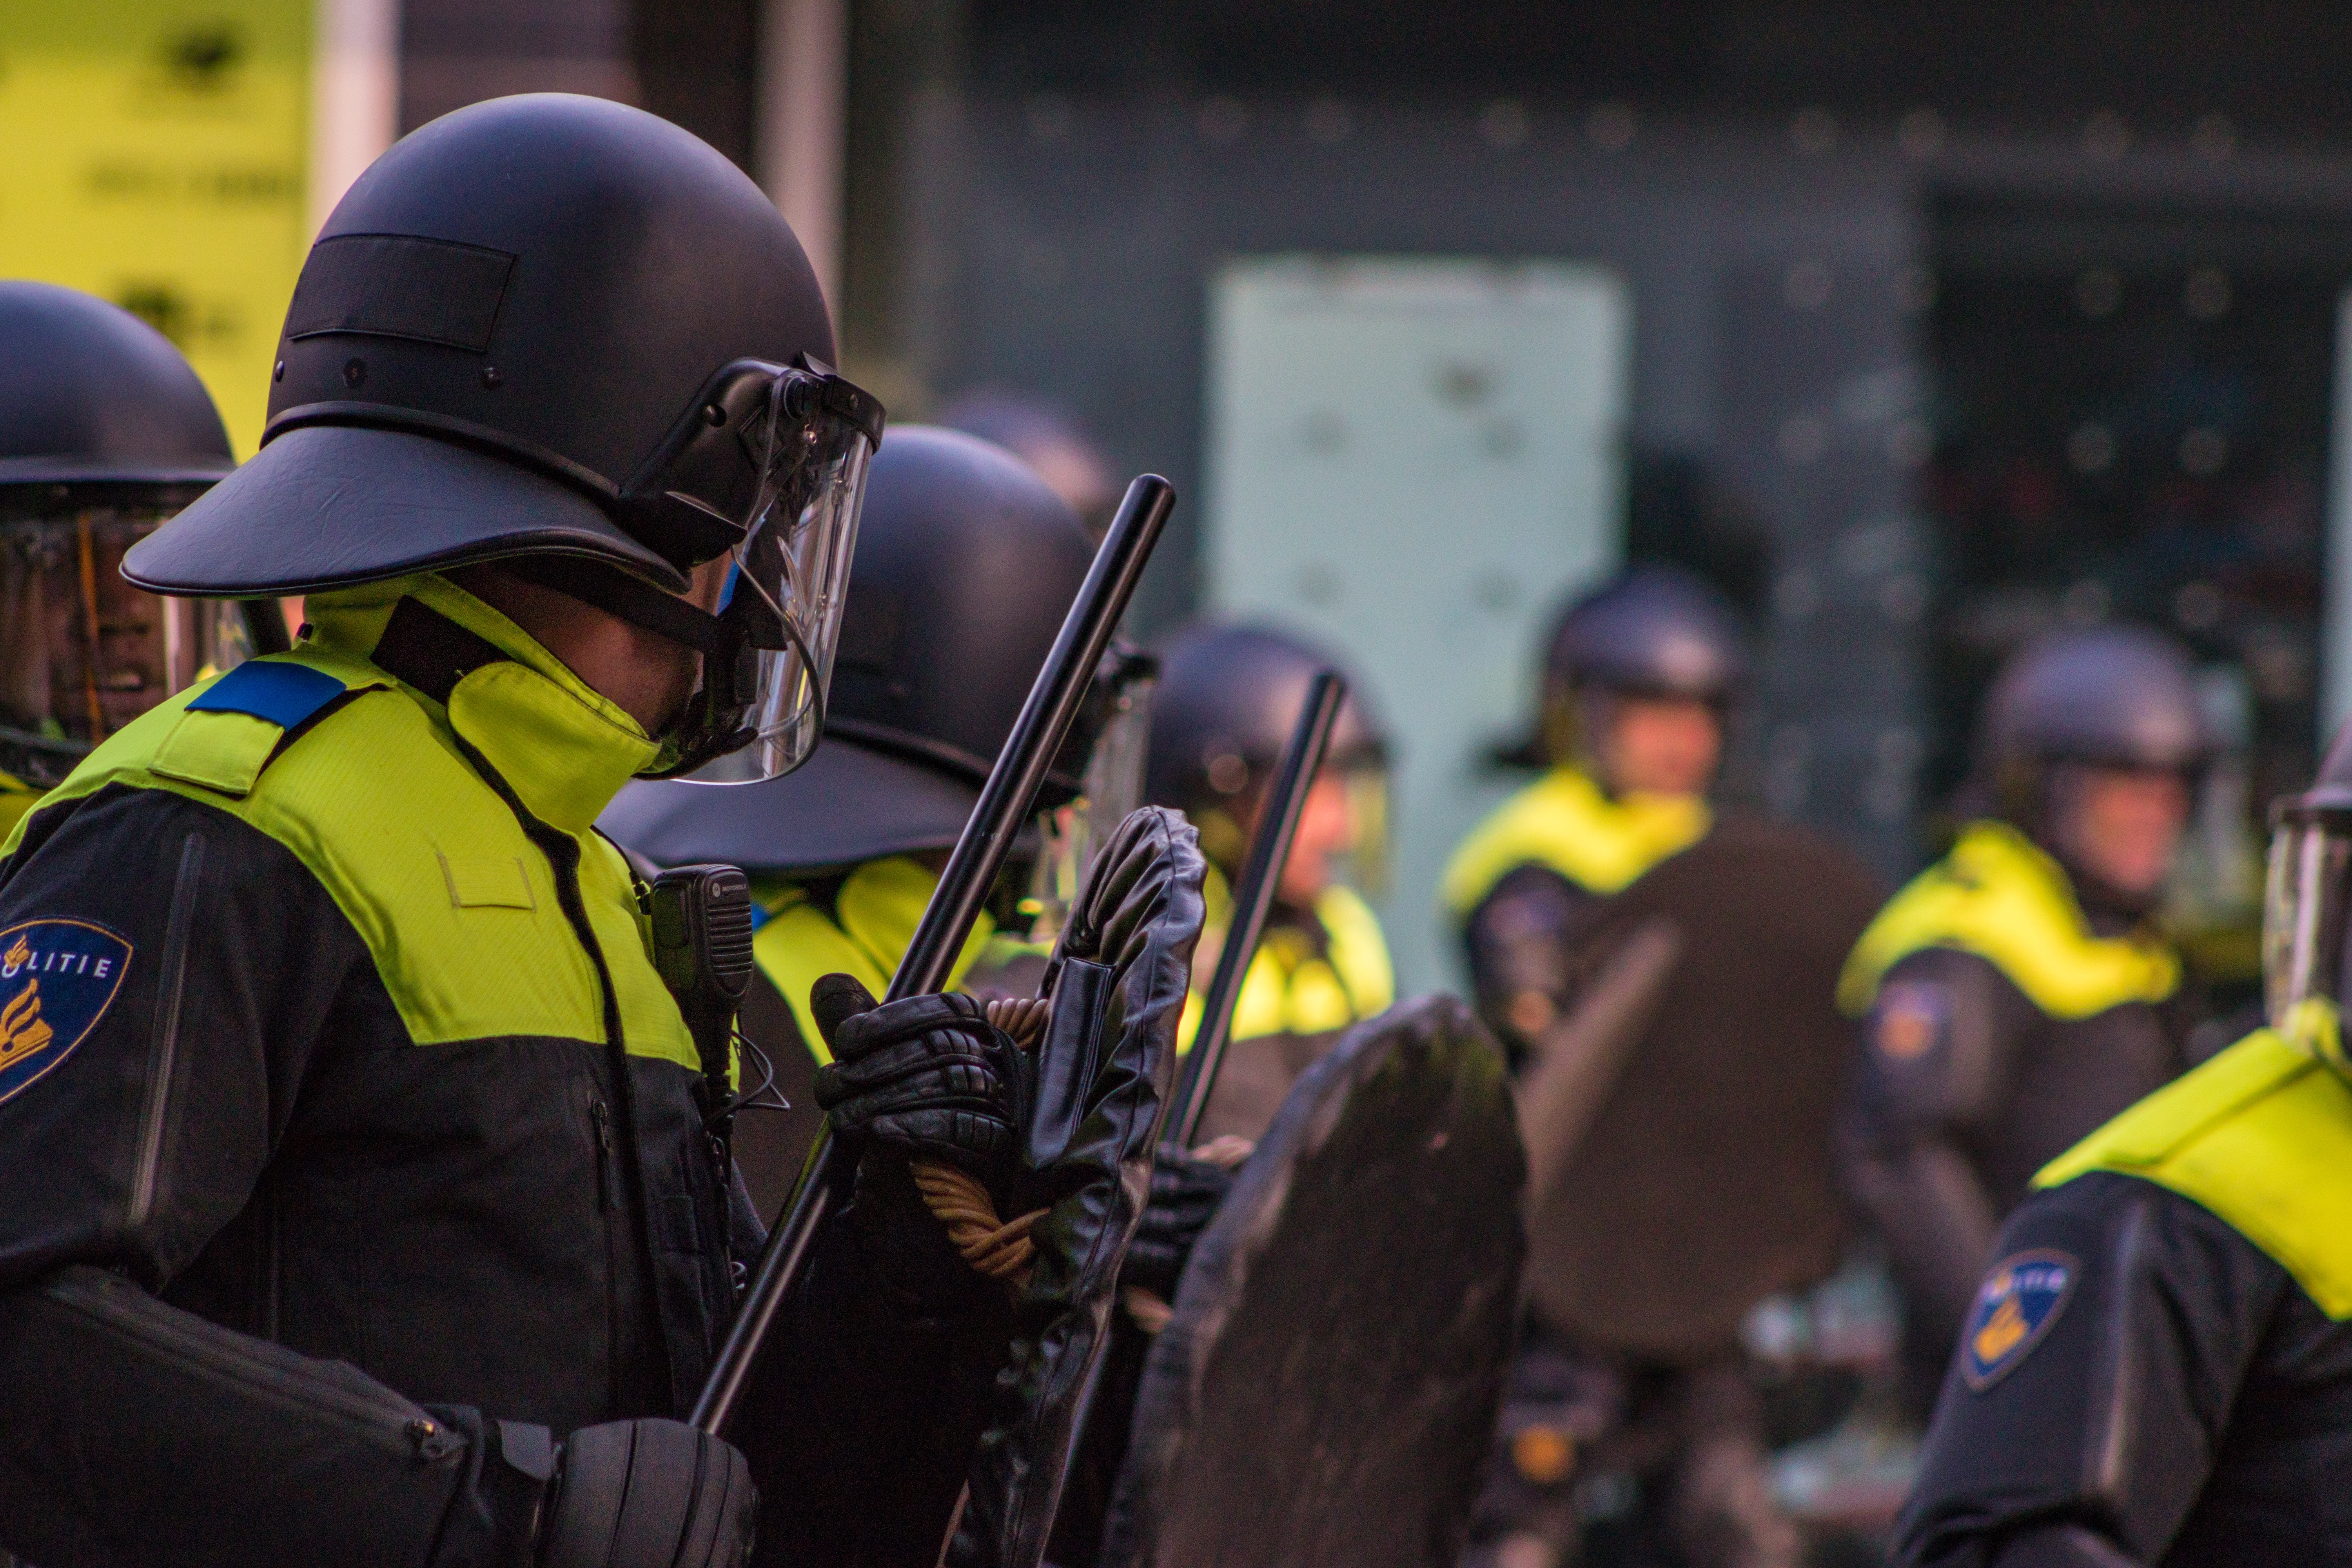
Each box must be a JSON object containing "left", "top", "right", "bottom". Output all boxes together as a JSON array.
[{"left": 186, "top": 659, "right": 349, "bottom": 732}]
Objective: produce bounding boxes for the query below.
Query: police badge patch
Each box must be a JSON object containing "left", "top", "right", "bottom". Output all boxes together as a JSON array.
[
  {"left": 0, "top": 919, "right": 132, "bottom": 1106},
  {"left": 1874, "top": 979, "right": 1949, "bottom": 1062},
  {"left": 1961, "top": 1249, "right": 2077, "bottom": 1391}
]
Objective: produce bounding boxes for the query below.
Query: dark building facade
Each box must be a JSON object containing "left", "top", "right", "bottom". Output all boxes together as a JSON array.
[{"left": 399, "top": 1, "right": 2352, "bottom": 909}]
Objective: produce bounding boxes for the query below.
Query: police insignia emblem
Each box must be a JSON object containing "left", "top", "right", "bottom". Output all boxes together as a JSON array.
[
  {"left": 1875, "top": 980, "right": 1947, "bottom": 1062},
  {"left": 1962, "top": 1249, "right": 2077, "bottom": 1391},
  {"left": 0, "top": 919, "right": 132, "bottom": 1106}
]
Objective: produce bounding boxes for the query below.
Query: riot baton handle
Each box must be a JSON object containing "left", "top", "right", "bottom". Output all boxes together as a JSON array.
[
  {"left": 1170, "top": 668, "right": 1346, "bottom": 1149},
  {"left": 691, "top": 474, "right": 1178, "bottom": 1436}
]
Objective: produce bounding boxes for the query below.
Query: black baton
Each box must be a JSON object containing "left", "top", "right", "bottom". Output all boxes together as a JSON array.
[
  {"left": 691, "top": 473, "right": 1177, "bottom": 1434},
  {"left": 1042, "top": 667, "right": 1350, "bottom": 1552},
  {"left": 1168, "top": 668, "right": 1347, "bottom": 1148}
]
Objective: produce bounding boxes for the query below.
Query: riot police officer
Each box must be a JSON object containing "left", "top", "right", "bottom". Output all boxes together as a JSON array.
[
  {"left": 0, "top": 95, "right": 1021, "bottom": 1568},
  {"left": 1140, "top": 621, "right": 1394, "bottom": 1142},
  {"left": 1443, "top": 566, "right": 1739, "bottom": 1066},
  {"left": 601, "top": 423, "right": 1154, "bottom": 1218},
  {"left": 0, "top": 282, "right": 254, "bottom": 834},
  {"left": 1892, "top": 720, "right": 2352, "bottom": 1566},
  {"left": 1450, "top": 568, "right": 1823, "bottom": 1568},
  {"left": 1840, "top": 626, "right": 2210, "bottom": 1410}
]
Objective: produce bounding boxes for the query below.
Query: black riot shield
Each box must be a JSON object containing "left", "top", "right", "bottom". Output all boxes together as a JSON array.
[
  {"left": 1521, "top": 814, "right": 1882, "bottom": 1360},
  {"left": 1099, "top": 995, "right": 1525, "bottom": 1568}
]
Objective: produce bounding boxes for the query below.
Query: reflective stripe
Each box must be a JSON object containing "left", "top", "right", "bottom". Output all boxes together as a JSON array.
[
  {"left": 750, "top": 857, "right": 995, "bottom": 1065},
  {"left": 0, "top": 775, "right": 44, "bottom": 848},
  {"left": 1439, "top": 767, "right": 1709, "bottom": 915},
  {"left": 25, "top": 577, "right": 697, "bottom": 1072},
  {"left": 1177, "top": 875, "right": 1395, "bottom": 1051},
  {"left": 1839, "top": 820, "right": 2179, "bottom": 1020},
  {"left": 2037, "top": 1020, "right": 2352, "bottom": 1319}
]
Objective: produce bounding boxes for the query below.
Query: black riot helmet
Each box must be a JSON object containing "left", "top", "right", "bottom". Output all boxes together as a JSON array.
[
  {"left": 1144, "top": 621, "right": 1387, "bottom": 872},
  {"left": 601, "top": 426, "right": 1152, "bottom": 875},
  {"left": 936, "top": 387, "right": 1116, "bottom": 539},
  {"left": 0, "top": 283, "right": 250, "bottom": 774},
  {"left": 1975, "top": 626, "right": 2212, "bottom": 820},
  {"left": 1547, "top": 567, "right": 1746, "bottom": 704},
  {"left": 2264, "top": 722, "right": 2352, "bottom": 1032},
  {"left": 123, "top": 94, "right": 883, "bottom": 782},
  {"left": 0, "top": 281, "right": 234, "bottom": 491},
  {"left": 1523, "top": 566, "right": 1746, "bottom": 771}
]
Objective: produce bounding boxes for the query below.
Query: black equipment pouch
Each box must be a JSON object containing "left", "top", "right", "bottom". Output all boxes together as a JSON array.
[
  {"left": 649, "top": 864, "right": 757, "bottom": 1269},
  {"left": 648, "top": 864, "right": 756, "bottom": 1121}
]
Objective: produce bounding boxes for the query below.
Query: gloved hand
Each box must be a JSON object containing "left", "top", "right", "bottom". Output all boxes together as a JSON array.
[
  {"left": 537, "top": 1419, "right": 757, "bottom": 1568},
  {"left": 950, "top": 807, "right": 1207, "bottom": 1568},
  {"left": 1120, "top": 1148, "right": 1236, "bottom": 1299},
  {"left": 811, "top": 976, "right": 1023, "bottom": 1176}
]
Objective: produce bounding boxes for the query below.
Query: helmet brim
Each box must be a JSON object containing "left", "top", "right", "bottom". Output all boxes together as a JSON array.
[
  {"left": 122, "top": 424, "right": 687, "bottom": 596},
  {"left": 0, "top": 456, "right": 234, "bottom": 487},
  {"left": 600, "top": 735, "right": 980, "bottom": 877}
]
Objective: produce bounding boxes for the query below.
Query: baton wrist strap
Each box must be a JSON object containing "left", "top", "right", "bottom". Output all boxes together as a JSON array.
[{"left": 910, "top": 995, "right": 1053, "bottom": 1290}]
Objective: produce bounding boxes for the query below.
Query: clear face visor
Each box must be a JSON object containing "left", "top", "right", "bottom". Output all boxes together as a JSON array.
[
  {"left": 1024, "top": 655, "right": 1157, "bottom": 942},
  {"left": 1336, "top": 761, "right": 1392, "bottom": 898},
  {"left": 2263, "top": 808, "right": 2352, "bottom": 1030},
  {"left": 0, "top": 504, "right": 250, "bottom": 765},
  {"left": 675, "top": 361, "right": 880, "bottom": 784}
]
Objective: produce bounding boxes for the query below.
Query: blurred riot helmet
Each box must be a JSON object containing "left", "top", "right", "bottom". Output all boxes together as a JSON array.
[
  {"left": 0, "top": 281, "right": 245, "bottom": 784},
  {"left": 602, "top": 427, "right": 1152, "bottom": 902},
  {"left": 1144, "top": 621, "right": 1388, "bottom": 889},
  {"left": 1974, "top": 626, "right": 2210, "bottom": 909},
  {"left": 1532, "top": 566, "right": 1746, "bottom": 793},
  {"left": 936, "top": 388, "right": 1116, "bottom": 539},
  {"left": 2265, "top": 722, "right": 2352, "bottom": 1034},
  {"left": 124, "top": 94, "right": 881, "bottom": 782}
]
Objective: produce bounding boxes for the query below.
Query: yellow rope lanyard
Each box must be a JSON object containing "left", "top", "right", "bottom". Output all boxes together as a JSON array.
[{"left": 911, "top": 995, "right": 1254, "bottom": 1312}]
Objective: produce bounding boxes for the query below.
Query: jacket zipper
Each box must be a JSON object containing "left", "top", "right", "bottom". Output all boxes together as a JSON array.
[
  {"left": 590, "top": 1091, "right": 623, "bottom": 1411},
  {"left": 126, "top": 832, "right": 206, "bottom": 1233},
  {"left": 590, "top": 1098, "right": 617, "bottom": 1213},
  {"left": 49, "top": 1268, "right": 457, "bottom": 1461},
  {"left": 450, "top": 728, "right": 671, "bottom": 1409}
]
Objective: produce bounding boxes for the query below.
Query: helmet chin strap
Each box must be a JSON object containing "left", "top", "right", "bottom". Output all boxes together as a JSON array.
[{"left": 496, "top": 553, "right": 724, "bottom": 656}]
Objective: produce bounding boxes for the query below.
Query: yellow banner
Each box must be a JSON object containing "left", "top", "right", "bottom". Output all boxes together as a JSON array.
[{"left": 0, "top": 2, "right": 312, "bottom": 456}]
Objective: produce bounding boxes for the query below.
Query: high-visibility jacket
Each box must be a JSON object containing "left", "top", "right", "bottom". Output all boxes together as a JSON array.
[
  {"left": 0, "top": 573, "right": 992, "bottom": 1568},
  {"left": 1838, "top": 819, "right": 2193, "bottom": 1405},
  {"left": 1895, "top": 1009, "right": 2352, "bottom": 1566},
  {"left": 1441, "top": 766, "right": 1707, "bottom": 1061}
]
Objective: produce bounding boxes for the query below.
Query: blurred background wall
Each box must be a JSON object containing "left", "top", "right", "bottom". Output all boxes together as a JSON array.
[{"left": 11, "top": 0, "right": 2352, "bottom": 993}]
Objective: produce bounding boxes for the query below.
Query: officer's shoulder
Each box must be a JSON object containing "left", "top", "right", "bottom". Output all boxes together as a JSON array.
[
  {"left": 1877, "top": 943, "right": 2019, "bottom": 1000},
  {"left": 1467, "top": 860, "right": 1586, "bottom": 927},
  {"left": 1441, "top": 770, "right": 1571, "bottom": 914},
  {"left": 2038, "top": 1028, "right": 2352, "bottom": 1316}
]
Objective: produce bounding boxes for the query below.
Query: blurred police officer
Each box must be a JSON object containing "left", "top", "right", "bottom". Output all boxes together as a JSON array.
[
  {"left": 1892, "top": 719, "right": 2352, "bottom": 1567},
  {"left": 0, "top": 95, "right": 1024, "bottom": 1568},
  {"left": 0, "top": 282, "right": 251, "bottom": 834},
  {"left": 602, "top": 424, "right": 1151, "bottom": 1217},
  {"left": 1840, "top": 627, "right": 2210, "bottom": 1409},
  {"left": 1449, "top": 568, "right": 1811, "bottom": 1568},
  {"left": 1141, "top": 621, "right": 1395, "bottom": 1142},
  {"left": 1443, "top": 566, "right": 1739, "bottom": 1066}
]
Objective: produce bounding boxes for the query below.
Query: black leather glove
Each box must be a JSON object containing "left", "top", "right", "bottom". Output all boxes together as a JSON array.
[
  {"left": 538, "top": 1419, "right": 757, "bottom": 1568},
  {"left": 810, "top": 976, "right": 1022, "bottom": 1176},
  {"left": 1120, "top": 1148, "right": 1236, "bottom": 1299},
  {"left": 951, "top": 806, "right": 1207, "bottom": 1568}
]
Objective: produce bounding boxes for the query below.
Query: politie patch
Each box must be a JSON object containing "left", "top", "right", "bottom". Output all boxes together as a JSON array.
[
  {"left": 1874, "top": 979, "right": 1949, "bottom": 1062},
  {"left": 1961, "top": 1248, "right": 2078, "bottom": 1391},
  {"left": 0, "top": 919, "right": 132, "bottom": 1108}
]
